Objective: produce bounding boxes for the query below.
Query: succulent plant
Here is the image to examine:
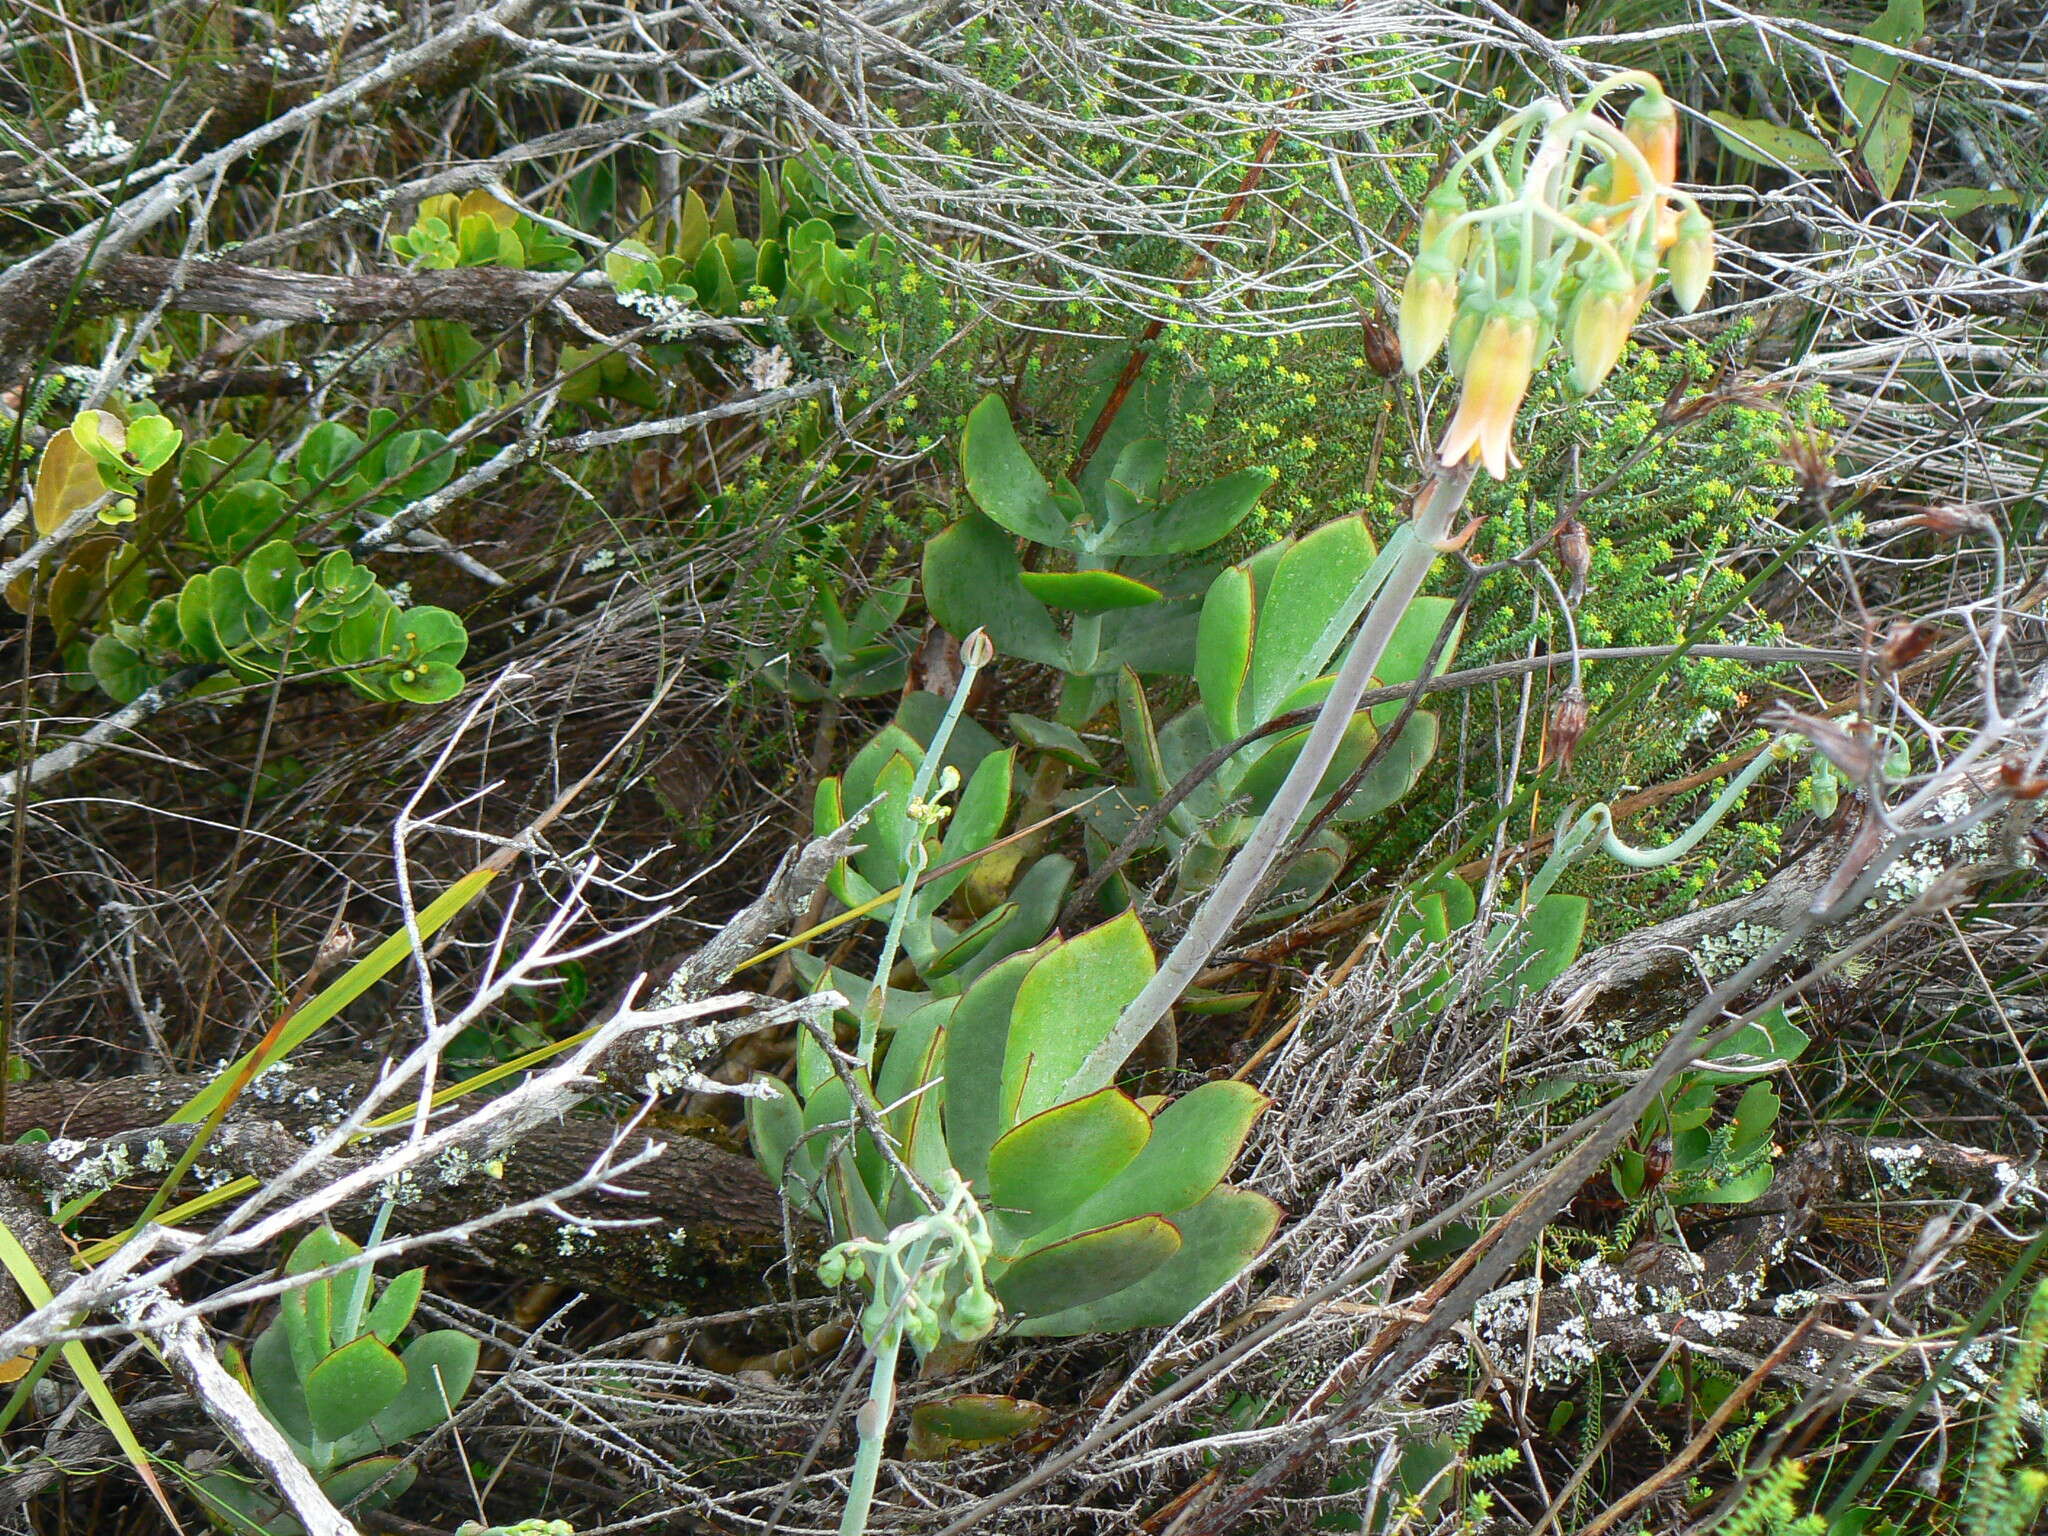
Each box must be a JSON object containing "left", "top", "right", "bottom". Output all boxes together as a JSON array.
[{"left": 198, "top": 1227, "right": 479, "bottom": 1536}]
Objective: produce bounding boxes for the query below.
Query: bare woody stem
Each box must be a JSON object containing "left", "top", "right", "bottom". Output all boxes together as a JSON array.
[{"left": 1065, "top": 459, "right": 1478, "bottom": 1096}]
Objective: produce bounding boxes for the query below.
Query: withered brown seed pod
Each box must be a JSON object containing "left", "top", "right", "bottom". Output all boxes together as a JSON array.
[
  {"left": 1359, "top": 308, "right": 1404, "bottom": 378},
  {"left": 1556, "top": 517, "right": 1591, "bottom": 603},
  {"left": 1548, "top": 686, "right": 1590, "bottom": 775},
  {"left": 1876, "top": 620, "right": 1938, "bottom": 673}
]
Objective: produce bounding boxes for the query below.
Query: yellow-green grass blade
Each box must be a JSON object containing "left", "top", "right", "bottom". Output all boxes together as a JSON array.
[{"left": 0, "top": 1216, "right": 185, "bottom": 1529}]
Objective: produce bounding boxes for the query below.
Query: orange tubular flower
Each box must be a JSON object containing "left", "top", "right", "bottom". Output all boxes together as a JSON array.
[
  {"left": 1623, "top": 91, "right": 1679, "bottom": 187},
  {"left": 1438, "top": 299, "right": 1541, "bottom": 479}
]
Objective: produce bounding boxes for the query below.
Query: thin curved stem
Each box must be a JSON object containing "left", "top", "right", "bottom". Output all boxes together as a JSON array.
[{"left": 1064, "top": 462, "right": 1477, "bottom": 1098}]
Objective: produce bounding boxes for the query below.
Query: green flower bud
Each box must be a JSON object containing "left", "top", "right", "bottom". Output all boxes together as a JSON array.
[
  {"left": 1564, "top": 266, "right": 1641, "bottom": 395},
  {"left": 1420, "top": 182, "right": 1470, "bottom": 264},
  {"left": 1666, "top": 208, "right": 1714, "bottom": 313},
  {"left": 1444, "top": 299, "right": 1488, "bottom": 380},
  {"left": 1398, "top": 252, "right": 1460, "bottom": 375}
]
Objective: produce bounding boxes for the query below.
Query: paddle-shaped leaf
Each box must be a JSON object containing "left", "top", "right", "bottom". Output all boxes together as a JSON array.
[
  {"left": 1002, "top": 911, "right": 1155, "bottom": 1126},
  {"left": 961, "top": 395, "right": 1071, "bottom": 547},
  {"left": 1095, "top": 467, "right": 1275, "bottom": 556},
  {"left": 304, "top": 1335, "right": 406, "bottom": 1442},
  {"left": 924, "top": 514, "right": 1069, "bottom": 669},
  {"left": 1048, "top": 1080, "right": 1269, "bottom": 1241},
  {"left": 993, "top": 1214, "right": 1181, "bottom": 1316},
  {"left": 1014, "top": 1185, "right": 1281, "bottom": 1336},
  {"left": 988, "top": 1088, "right": 1152, "bottom": 1238},
  {"left": 1018, "top": 569, "right": 1162, "bottom": 614},
  {"left": 1196, "top": 569, "right": 1255, "bottom": 746}
]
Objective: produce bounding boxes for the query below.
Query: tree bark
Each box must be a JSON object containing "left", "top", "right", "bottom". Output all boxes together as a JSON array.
[{"left": 5, "top": 1066, "right": 795, "bottom": 1309}]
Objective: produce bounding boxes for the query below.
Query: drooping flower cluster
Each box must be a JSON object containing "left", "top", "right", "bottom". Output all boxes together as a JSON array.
[{"left": 1399, "top": 73, "right": 1716, "bottom": 479}]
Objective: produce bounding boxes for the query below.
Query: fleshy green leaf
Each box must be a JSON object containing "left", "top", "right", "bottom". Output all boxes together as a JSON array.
[
  {"left": 365, "top": 1330, "right": 479, "bottom": 1445},
  {"left": 1047, "top": 1081, "right": 1269, "bottom": 1241},
  {"left": 1245, "top": 517, "right": 1377, "bottom": 724},
  {"left": 1196, "top": 565, "right": 1254, "bottom": 744},
  {"left": 944, "top": 948, "right": 1045, "bottom": 1190},
  {"left": 988, "top": 1088, "right": 1152, "bottom": 1239},
  {"left": 924, "top": 515, "right": 1069, "bottom": 670},
  {"left": 1005, "top": 712, "right": 1098, "bottom": 768},
  {"left": 1095, "top": 467, "right": 1274, "bottom": 557},
  {"left": 321, "top": 1456, "right": 416, "bottom": 1514},
  {"left": 992, "top": 1214, "right": 1181, "bottom": 1317},
  {"left": 362, "top": 1268, "right": 424, "bottom": 1346},
  {"left": 1013, "top": 1185, "right": 1280, "bottom": 1336},
  {"left": 961, "top": 395, "right": 1071, "bottom": 547},
  {"left": 303, "top": 1335, "right": 407, "bottom": 1442},
  {"left": 1003, "top": 912, "right": 1156, "bottom": 1126},
  {"left": 1017, "top": 569, "right": 1162, "bottom": 615}
]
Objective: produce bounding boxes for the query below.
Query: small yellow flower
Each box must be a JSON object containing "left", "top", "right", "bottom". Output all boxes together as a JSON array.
[{"left": 1438, "top": 299, "right": 1541, "bottom": 479}]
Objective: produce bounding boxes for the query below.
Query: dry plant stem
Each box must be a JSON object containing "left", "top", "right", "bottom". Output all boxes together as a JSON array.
[
  {"left": 1067, "top": 461, "right": 1477, "bottom": 1095},
  {"left": 1056, "top": 641, "right": 1857, "bottom": 931},
  {"left": 1572, "top": 1314, "right": 1821, "bottom": 1536},
  {"left": 120, "top": 1285, "right": 356, "bottom": 1536}
]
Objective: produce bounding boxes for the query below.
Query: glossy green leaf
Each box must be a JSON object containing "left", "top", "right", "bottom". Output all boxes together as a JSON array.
[
  {"left": 961, "top": 394, "right": 1070, "bottom": 547},
  {"left": 321, "top": 1456, "right": 416, "bottom": 1513},
  {"left": 1003, "top": 911, "right": 1156, "bottom": 1126},
  {"left": 362, "top": 1268, "right": 424, "bottom": 1346},
  {"left": 1196, "top": 565, "right": 1254, "bottom": 744},
  {"left": 1333, "top": 706, "right": 1438, "bottom": 824},
  {"left": 1727, "top": 1081, "right": 1781, "bottom": 1163},
  {"left": 389, "top": 660, "right": 465, "bottom": 704},
  {"left": 364, "top": 1330, "right": 479, "bottom": 1445},
  {"left": 1245, "top": 517, "right": 1377, "bottom": 724},
  {"left": 1237, "top": 709, "right": 1379, "bottom": 811},
  {"left": 241, "top": 541, "right": 305, "bottom": 624},
  {"left": 924, "top": 515, "right": 1068, "bottom": 669},
  {"left": 1708, "top": 113, "right": 1837, "bottom": 175},
  {"left": 1116, "top": 666, "right": 1169, "bottom": 800},
  {"left": 247, "top": 1319, "right": 317, "bottom": 1453},
  {"left": 1050, "top": 1081, "right": 1268, "bottom": 1240},
  {"left": 87, "top": 635, "right": 154, "bottom": 704},
  {"left": 944, "top": 948, "right": 1045, "bottom": 1189},
  {"left": 1095, "top": 467, "right": 1274, "bottom": 557},
  {"left": 1486, "top": 893, "right": 1588, "bottom": 1008},
  {"left": 1695, "top": 1004, "right": 1810, "bottom": 1085},
  {"left": 1006, "top": 712, "right": 1098, "bottom": 768},
  {"left": 1017, "top": 569, "right": 1162, "bottom": 614},
  {"left": 1372, "top": 596, "right": 1462, "bottom": 688},
  {"left": 993, "top": 1214, "right": 1181, "bottom": 1317},
  {"left": 747, "top": 1073, "right": 812, "bottom": 1199},
  {"left": 297, "top": 422, "right": 364, "bottom": 487},
  {"left": 1014, "top": 1185, "right": 1280, "bottom": 1336},
  {"left": 392, "top": 606, "right": 468, "bottom": 665},
  {"left": 924, "top": 748, "right": 1017, "bottom": 909},
  {"left": 304, "top": 1335, "right": 407, "bottom": 1441},
  {"left": 949, "top": 856, "right": 1073, "bottom": 987},
  {"left": 988, "top": 1087, "right": 1152, "bottom": 1237}
]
